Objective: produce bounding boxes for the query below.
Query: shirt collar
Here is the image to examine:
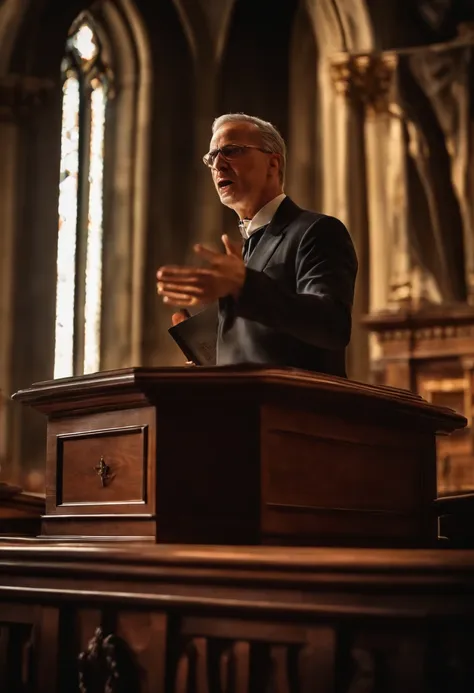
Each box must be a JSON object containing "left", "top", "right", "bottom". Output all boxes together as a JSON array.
[{"left": 238, "top": 193, "right": 286, "bottom": 239}]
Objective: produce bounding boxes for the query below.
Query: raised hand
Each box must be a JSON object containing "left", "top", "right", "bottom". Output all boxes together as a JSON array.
[{"left": 157, "top": 235, "right": 245, "bottom": 307}]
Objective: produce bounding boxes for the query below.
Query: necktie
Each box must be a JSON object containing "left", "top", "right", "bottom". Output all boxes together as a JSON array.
[{"left": 242, "top": 225, "right": 267, "bottom": 264}]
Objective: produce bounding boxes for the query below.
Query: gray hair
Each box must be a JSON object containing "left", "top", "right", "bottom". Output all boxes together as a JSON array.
[{"left": 212, "top": 113, "right": 286, "bottom": 185}]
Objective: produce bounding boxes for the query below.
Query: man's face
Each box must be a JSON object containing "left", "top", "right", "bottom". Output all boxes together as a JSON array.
[{"left": 208, "top": 122, "right": 279, "bottom": 215}]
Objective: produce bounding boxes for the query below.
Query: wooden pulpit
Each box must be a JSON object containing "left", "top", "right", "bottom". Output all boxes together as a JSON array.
[
  {"left": 12, "top": 366, "right": 466, "bottom": 547},
  {"left": 0, "top": 484, "right": 44, "bottom": 536}
]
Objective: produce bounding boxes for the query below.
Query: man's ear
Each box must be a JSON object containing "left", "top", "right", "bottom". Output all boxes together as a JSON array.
[{"left": 269, "top": 152, "right": 282, "bottom": 178}]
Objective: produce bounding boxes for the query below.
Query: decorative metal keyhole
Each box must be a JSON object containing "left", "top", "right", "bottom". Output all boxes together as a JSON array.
[{"left": 94, "top": 456, "right": 111, "bottom": 487}]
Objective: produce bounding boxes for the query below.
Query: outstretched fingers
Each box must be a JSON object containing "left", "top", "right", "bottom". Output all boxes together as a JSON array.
[
  {"left": 157, "top": 266, "right": 210, "bottom": 280},
  {"left": 162, "top": 291, "right": 201, "bottom": 306},
  {"left": 158, "top": 281, "right": 205, "bottom": 296}
]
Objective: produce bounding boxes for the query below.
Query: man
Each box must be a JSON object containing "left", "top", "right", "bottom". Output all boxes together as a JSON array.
[{"left": 157, "top": 113, "right": 358, "bottom": 377}]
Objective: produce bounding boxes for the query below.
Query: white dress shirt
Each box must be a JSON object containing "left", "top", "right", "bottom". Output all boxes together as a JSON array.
[{"left": 238, "top": 193, "right": 286, "bottom": 240}]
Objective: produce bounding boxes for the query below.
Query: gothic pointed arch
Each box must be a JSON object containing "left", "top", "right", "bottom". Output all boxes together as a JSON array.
[
  {"left": 0, "top": 0, "right": 155, "bottom": 490},
  {"left": 54, "top": 12, "right": 113, "bottom": 378}
]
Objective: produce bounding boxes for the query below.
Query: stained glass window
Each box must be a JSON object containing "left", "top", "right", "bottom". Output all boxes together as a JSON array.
[{"left": 54, "top": 18, "right": 110, "bottom": 379}]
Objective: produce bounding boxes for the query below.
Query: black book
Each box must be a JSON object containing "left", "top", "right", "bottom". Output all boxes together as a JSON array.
[{"left": 168, "top": 305, "right": 218, "bottom": 366}]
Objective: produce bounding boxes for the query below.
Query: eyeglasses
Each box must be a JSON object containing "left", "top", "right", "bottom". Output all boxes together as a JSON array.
[{"left": 202, "top": 144, "right": 271, "bottom": 168}]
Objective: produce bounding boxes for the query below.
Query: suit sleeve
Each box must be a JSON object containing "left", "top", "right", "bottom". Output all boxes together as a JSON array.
[{"left": 233, "top": 216, "right": 358, "bottom": 350}]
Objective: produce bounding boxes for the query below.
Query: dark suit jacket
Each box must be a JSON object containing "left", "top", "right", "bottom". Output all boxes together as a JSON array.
[{"left": 216, "top": 196, "right": 358, "bottom": 377}]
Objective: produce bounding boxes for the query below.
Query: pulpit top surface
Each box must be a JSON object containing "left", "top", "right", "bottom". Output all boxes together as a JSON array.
[{"left": 11, "top": 366, "right": 466, "bottom": 433}]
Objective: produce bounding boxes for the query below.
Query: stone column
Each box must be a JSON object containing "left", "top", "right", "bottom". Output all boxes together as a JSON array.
[
  {"left": 186, "top": 3, "right": 236, "bottom": 254},
  {"left": 347, "top": 54, "right": 402, "bottom": 314},
  {"left": 192, "top": 67, "right": 222, "bottom": 249},
  {"left": 333, "top": 53, "right": 412, "bottom": 310},
  {"left": 329, "top": 52, "right": 422, "bottom": 374},
  {"left": 0, "top": 100, "right": 19, "bottom": 474},
  {"left": 0, "top": 74, "right": 52, "bottom": 484},
  {"left": 331, "top": 53, "right": 419, "bottom": 321},
  {"left": 327, "top": 54, "right": 370, "bottom": 382}
]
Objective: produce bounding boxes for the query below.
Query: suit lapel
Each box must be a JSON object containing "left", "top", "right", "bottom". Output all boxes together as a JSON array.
[{"left": 246, "top": 197, "right": 302, "bottom": 272}]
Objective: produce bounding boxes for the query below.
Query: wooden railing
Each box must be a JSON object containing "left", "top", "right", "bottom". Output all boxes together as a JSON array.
[{"left": 0, "top": 540, "right": 474, "bottom": 692}]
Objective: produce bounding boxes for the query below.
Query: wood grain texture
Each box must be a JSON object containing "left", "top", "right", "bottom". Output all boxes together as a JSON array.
[
  {"left": 0, "top": 491, "right": 44, "bottom": 536},
  {"left": 1, "top": 541, "right": 474, "bottom": 692},
  {"left": 11, "top": 366, "right": 466, "bottom": 431},
  {"left": 41, "top": 407, "right": 156, "bottom": 539},
  {"left": 11, "top": 367, "right": 466, "bottom": 546},
  {"left": 58, "top": 425, "right": 147, "bottom": 505}
]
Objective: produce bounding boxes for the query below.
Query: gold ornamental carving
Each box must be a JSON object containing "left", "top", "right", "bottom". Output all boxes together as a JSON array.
[{"left": 330, "top": 52, "right": 398, "bottom": 116}]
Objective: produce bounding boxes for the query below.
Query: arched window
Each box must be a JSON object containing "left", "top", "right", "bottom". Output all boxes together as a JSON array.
[{"left": 54, "top": 15, "right": 112, "bottom": 378}]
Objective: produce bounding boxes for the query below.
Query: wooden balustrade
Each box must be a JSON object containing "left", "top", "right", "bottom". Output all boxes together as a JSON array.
[{"left": 1, "top": 541, "right": 474, "bottom": 692}]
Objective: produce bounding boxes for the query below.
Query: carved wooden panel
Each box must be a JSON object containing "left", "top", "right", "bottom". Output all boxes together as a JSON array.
[
  {"left": 0, "top": 604, "right": 59, "bottom": 693},
  {"left": 69, "top": 612, "right": 474, "bottom": 693},
  {"left": 78, "top": 626, "right": 142, "bottom": 693},
  {"left": 338, "top": 626, "right": 474, "bottom": 693},
  {"left": 169, "top": 636, "right": 335, "bottom": 693},
  {"left": 57, "top": 425, "right": 148, "bottom": 505},
  {"left": 0, "top": 622, "right": 34, "bottom": 692},
  {"left": 71, "top": 610, "right": 167, "bottom": 693},
  {"left": 115, "top": 611, "right": 167, "bottom": 693},
  {"left": 2, "top": 542, "right": 474, "bottom": 693},
  {"left": 70, "top": 611, "right": 337, "bottom": 693},
  {"left": 167, "top": 618, "right": 336, "bottom": 693},
  {"left": 45, "top": 406, "right": 156, "bottom": 521}
]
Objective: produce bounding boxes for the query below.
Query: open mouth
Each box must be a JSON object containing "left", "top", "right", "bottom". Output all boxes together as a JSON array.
[{"left": 217, "top": 179, "right": 234, "bottom": 192}]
